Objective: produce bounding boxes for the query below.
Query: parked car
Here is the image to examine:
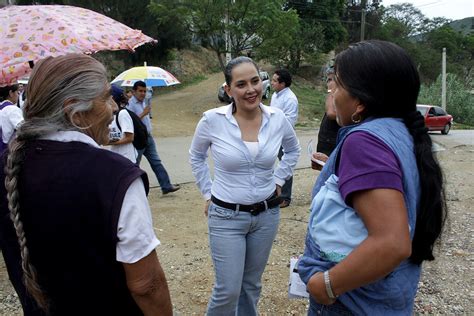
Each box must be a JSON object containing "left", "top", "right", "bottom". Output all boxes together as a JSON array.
[
  {"left": 217, "top": 71, "right": 271, "bottom": 103},
  {"left": 416, "top": 104, "right": 453, "bottom": 135}
]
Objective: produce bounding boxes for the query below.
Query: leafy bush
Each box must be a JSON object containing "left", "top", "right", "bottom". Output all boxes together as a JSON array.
[{"left": 418, "top": 73, "right": 474, "bottom": 125}]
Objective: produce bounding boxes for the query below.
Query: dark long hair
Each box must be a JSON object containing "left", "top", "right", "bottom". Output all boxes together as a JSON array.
[{"left": 335, "top": 40, "right": 447, "bottom": 264}]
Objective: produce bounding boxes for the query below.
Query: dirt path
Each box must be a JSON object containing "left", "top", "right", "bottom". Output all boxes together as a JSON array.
[
  {"left": 152, "top": 72, "right": 224, "bottom": 138},
  {"left": 0, "top": 73, "right": 472, "bottom": 315}
]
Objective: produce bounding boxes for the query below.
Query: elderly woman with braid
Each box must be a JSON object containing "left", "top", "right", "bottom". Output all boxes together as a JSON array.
[
  {"left": 299, "top": 40, "right": 447, "bottom": 315},
  {"left": 0, "top": 54, "right": 172, "bottom": 316}
]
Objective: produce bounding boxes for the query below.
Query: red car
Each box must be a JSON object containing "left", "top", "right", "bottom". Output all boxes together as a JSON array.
[{"left": 417, "top": 104, "right": 453, "bottom": 135}]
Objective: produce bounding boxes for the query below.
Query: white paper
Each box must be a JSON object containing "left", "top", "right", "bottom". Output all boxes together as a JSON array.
[{"left": 288, "top": 256, "right": 310, "bottom": 299}]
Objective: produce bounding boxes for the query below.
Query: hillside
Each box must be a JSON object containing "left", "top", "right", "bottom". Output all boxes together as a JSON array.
[{"left": 450, "top": 17, "right": 474, "bottom": 35}]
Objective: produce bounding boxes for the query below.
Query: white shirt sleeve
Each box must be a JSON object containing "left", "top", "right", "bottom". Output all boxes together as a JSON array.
[
  {"left": 116, "top": 177, "right": 160, "bottom": 264},
  {"left": 1, "top": 106, "right": 24, "bottom": 143},
  {"left": 189, "top": 115, "right": 213, "bottom": 200},
  {"left": 118, "top": 110, "right": 134, "bottom": 135},
  {"left": 285, "top": 96, "right": 299, "bottom": 128},
  {"left": 273, "top": 114, "right": 301, "bottom": 185}
]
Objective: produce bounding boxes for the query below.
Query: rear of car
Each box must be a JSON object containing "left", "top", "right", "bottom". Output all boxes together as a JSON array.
[{"left": 417, "top": 104, "right": 453, "bottom": 135}]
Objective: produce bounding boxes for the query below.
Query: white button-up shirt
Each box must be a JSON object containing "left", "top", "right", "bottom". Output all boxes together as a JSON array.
[
  {"left": 127, "top": 96, "right": 152, "bottom": 133},
  {"left": 270, "top": 87, "right": 299, "bottom": 128},
  {"left": 189, "top": 103, "right": 301, "bottom": 204}
]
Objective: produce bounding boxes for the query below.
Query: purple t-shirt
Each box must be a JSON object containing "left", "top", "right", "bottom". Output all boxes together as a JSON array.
[{"left": 336, "top": 131, "right": 403, "bottom": 205}]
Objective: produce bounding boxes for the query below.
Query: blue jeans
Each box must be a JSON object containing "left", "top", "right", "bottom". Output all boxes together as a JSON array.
[
  {"left": 136, "top": 134, "right": 173, "bottom": 191},
  {"left": 206, "top": 202, "right": 280, "bottom": 316},
  {"left": 278, "top": 146, "right": 292, "bottom": 203},
  {"left": 308, "top": 296, "right": 353, "bottom": 316}
]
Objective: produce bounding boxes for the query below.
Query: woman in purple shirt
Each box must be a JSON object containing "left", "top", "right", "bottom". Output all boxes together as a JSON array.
[{"left": 300, "top": 40, "right": 447, "bottom": 315}]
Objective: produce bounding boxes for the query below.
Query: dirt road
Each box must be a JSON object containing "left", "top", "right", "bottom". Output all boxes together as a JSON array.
[{"left": 0, "top": 73, "right": 472, "bottom": 315}]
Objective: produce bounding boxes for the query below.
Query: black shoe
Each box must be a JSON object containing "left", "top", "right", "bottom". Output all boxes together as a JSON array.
[{"left": 162, "top": 184, "right": 180, "bottom": 195}]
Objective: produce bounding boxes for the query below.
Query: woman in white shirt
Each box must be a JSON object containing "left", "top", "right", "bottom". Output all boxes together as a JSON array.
[{"left": 189, "top": 56, "right": 300, "bottom": 315}]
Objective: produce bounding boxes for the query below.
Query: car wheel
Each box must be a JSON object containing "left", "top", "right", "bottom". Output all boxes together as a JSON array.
[
  {"left": 264, "top": 87, "right": 270, "bottom": 99},
  {"left": 441, "top": 123, "right": 450, "bottom": 135}
]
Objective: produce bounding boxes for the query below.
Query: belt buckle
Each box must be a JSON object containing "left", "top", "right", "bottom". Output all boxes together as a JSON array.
[{"left": 251, "top": 201, "right": 265, "bottom": 216}]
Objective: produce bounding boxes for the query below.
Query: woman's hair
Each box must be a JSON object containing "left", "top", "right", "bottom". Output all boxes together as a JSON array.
[
  {"left": 224, "top": 56, "right": 259, "bottom": 86},
  {"left": 0, "top": 84, "right": 19, "bottom": 102},
  {"left": 5, "top": 54, "right": 108, "bottom": 311},
  {"left": 334, "top": 40, "right": 447, "bottom": 265}
]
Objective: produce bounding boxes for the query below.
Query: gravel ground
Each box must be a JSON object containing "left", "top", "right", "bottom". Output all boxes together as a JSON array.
[{"left": 0, "top": 133, "right": 472, "bottom": 315}]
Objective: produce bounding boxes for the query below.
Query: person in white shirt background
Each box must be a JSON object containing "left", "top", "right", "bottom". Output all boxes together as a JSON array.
[
  {"left": 270, "top": 69, "right": 299, "bottom": 208},
  {"left": 189, "top": 56, "right": 300, "bottom": 316},
  {"left": 107, "top": 85, "right": 137, "bottom": 163},
  {"left": 0, "top": 84, "right": 23, "bottom": 154}
]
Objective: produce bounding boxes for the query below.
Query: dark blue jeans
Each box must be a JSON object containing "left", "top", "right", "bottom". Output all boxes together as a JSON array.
[
  {"left": 136, "top": 134, "right": 173, "bottom": 192},
  {"left": 278, "top": 146, "right": 292, "bottom": 203},
  {"left": 308, "top": 296, "right": 353, "bottom": 316}
]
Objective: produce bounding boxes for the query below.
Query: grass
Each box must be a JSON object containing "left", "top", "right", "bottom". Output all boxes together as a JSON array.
[
  {"left": 291, "top": 79, "right": 326, "bottom": 129},
  {"left": 158, "top": 74, "right": 208, "bottom": 95},
  {"left": 452, "top": 122, "right": 474, "bottom": 130}
]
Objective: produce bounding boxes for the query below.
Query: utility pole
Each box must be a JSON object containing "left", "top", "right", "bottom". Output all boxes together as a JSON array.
[
  {"left": 360, "top": 0, "right": 367, "bottom": 41},
  {"left": 225, "top": 0, "right": 235, "bottom": 64},
  {"left": 441, "top": 48, "right": 447, "bottom": 110}
]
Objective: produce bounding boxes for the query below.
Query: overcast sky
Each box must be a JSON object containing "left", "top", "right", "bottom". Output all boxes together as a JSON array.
[{"left": 380, "top": 0, "right": 473, "bottom": 20}]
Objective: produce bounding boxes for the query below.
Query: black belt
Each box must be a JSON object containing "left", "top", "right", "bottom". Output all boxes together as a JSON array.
[{"left": 211, "top": 191, "right": 282, "bottom": 216}]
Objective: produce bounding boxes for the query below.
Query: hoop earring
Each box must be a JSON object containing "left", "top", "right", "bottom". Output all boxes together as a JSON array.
[{"left": 351, "top": 112, "right": 362, "bottom": 124}]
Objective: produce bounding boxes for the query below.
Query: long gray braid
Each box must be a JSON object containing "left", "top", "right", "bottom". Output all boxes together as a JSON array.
[{"left": 4, "top": 54, "right": 108, "bottom": 312}]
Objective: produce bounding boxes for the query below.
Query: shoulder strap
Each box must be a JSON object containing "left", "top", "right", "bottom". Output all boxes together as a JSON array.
[{"left": 115, "top": 108, "right": 124, "bottom": 132}]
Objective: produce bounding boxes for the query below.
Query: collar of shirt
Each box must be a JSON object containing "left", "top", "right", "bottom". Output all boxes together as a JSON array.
[
  {"left": 275, "top": 87, "right": 290, "bottom": 97},
  {"left": 129, "top": 96, "right": 144, "bottom": 107},
  {"left": 216, "top": 103, "right": 276, "bottom": 125},
  {"left": 39, "top": 130, "right": 99, "bottom": 147}
]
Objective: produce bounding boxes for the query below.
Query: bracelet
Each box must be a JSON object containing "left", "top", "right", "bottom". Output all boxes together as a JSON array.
[{"left": 323, "top": 270, "right": 338, "bottom": 299}]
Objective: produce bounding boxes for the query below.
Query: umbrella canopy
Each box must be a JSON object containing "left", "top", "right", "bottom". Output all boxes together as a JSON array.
[
  {"left": 111, "top": 66, "right": 180, "bottom": 87},
  {"left": 0, "top": 5, "right": 157, "bottom": 86}
]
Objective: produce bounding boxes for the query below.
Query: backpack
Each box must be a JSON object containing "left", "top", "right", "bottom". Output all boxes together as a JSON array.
[{"left": 115, "top": 108, "right": 148, "bottom": 150}]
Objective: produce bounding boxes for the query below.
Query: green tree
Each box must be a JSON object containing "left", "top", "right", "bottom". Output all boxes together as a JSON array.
[
  {"left": 418, "top": 74, "right": 474, "bottom": 125},
  {"left": 151, "top": 0, "right": 299, "bottom": 71},
  {"left": 280, "top": 0, "right": 346, "bottom": 70}
]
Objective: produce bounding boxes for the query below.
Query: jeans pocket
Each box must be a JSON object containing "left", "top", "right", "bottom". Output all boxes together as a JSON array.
[
  {"left": 269, "top": 206, "right": 280, "bottom": 215},
  {"left": 209, "top": 203, "right": 236, "bottom": 220}
]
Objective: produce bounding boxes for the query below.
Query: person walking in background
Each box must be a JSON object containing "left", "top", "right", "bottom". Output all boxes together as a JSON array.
[
  {"left": 299, "top": 40, "right": 447, "bottom": 315},
  {"left": 270, "top": 69, "right": 299, "bottom": 208},
  {"left": 0, "top": 54, "right": 172, "bottom": 315},
  {"left": 189, "top": 56, "right": 300, "bottom": 316},
  {"left": 127, "top": 80, "right": 180, "bottom": 195},
  {"left": 107, "top": 85, "right": 137, "bottom": 163},
  {"left": 0, "top": 84, "right": 23, "bottom": 154},
  {"left": 316, "top": 66, "right": 340, "bottom": 157}
]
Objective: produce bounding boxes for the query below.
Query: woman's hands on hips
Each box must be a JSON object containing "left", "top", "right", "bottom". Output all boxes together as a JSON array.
[
  {"left": 307, "top": 272, "right": 336, "bottom": 305},
  {"left": 276, "top": 184, "right": 282, "bottom": 197}
]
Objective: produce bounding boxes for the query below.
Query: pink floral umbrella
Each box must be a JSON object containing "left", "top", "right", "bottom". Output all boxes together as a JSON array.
[{"left": 0, "top": 5, "right": 157, "bottom": 86}]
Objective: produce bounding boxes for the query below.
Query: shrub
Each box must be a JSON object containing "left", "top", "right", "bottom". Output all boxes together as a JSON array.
[{"left": 418, "top": 73, "right": 474, "bottom": 125}]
